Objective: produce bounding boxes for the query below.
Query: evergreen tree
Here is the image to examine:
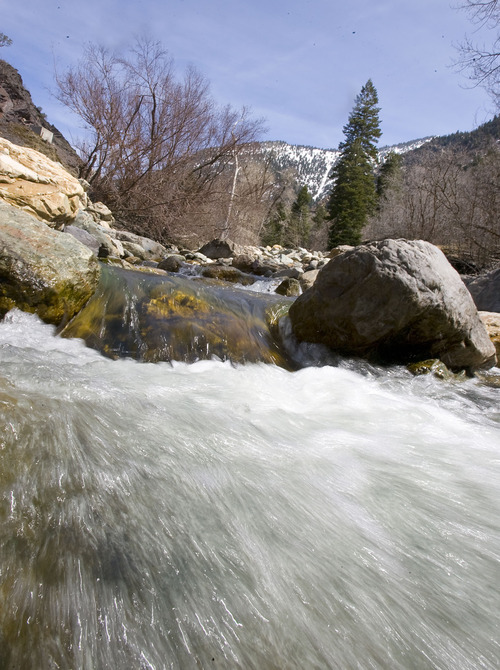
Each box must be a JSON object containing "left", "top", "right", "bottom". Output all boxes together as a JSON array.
[
  {"left": 261, "top": 201, "right": 287, "bottom": 246},
  {"left": 327, "top": 79, "right": 381, "bottom": 248},
  {"left": 312, "top": 202, "right": 328, "bottom": 229},
  {"left": 376, "top": 151, "right": 402, "bottom": 199},
  {"left": 285, "top": 185, "right": 312, "bottom": 248}
]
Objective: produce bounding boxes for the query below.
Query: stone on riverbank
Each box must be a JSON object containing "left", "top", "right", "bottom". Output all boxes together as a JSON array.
[
  {"left": 0, "top": 137, "right": 86, "bottom": 224},
  {"left": 0, "top": 201, "right": 100, "bottom": 325},
  {"left": 289, "top": 239, "right": 496, "bottom": 371},
  {"left": 479, "top": 312, "right": 500, "bottom": 360}
]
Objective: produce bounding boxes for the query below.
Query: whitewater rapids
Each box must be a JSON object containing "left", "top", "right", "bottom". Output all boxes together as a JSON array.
[{"left": 0, "top": 309, "right": 499, "bottom": 669}]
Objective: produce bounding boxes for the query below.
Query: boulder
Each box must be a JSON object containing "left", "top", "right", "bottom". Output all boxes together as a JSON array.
[
  {"left": 64, "top": 225, "right": 101, "bottom": 256},
  {"left": 110, "top": 228, "right": 166, "bottom": 260},
  {"left": 200, "top": 265, "right": 255, "bottom": 285},
  {"left": 0, "top": 201, "right": 100, "bottom": 325},
  {"left": 0, "top": 137, "right": 86, "bottom": 225},
  {"left": 465, "top": 268, "right": 500, "bottom": 312},
  {"left": 157, "top": 255, "right": 186, "bottom": 273},
  {"left": 232, "top": 253, "right": 256, "bottom": 273},
  {"left": 273, "top": 266, "right": 303, "bottom": 279},
  {"left": 288, "top": 239, "right": 496, "bottom": 371},
  {"left": 198, "top": 238, "right": 243, "bottom": 260},
  {"left": 479, "top": 312, "right": 500, "bottom": 360},
  {"left": 85, "top": 200, "right": 114, "bottom": 223},
  {"left": 275, "top": 277, "right": 301, "bottom": 297},
  {"left": 121, "top": 240, "right": 149, "bottom": 261},
  {"left": 71, "top": 210, "right": 125, "bottom": 258},
  {"left": 300, "top": 269, "right": 320, "bottom": 291}
]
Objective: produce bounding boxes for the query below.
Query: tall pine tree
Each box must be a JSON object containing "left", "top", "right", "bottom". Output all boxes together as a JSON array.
[{"left": 327, "top": 79, "right": 381, "bottom": 248}]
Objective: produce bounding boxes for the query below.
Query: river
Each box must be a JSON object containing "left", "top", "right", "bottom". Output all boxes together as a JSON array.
[{"left": 1, "top": 307, "right": 499, "bottom": 669}]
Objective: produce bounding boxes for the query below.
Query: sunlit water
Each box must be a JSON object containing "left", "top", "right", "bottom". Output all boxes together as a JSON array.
[{"left": 1, "top": 309, "right": 499, "bottom": 669}]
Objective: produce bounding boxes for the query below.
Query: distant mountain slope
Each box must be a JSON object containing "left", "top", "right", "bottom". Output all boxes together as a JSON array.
[
  {"left": 254, "top": 137, "right": 434, "bottom": 201},
  {"left": 403, "top": 115, "right": 500, "bottom": 162}
]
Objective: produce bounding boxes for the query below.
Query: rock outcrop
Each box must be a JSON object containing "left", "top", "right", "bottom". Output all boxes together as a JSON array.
[
  {"left": 0, "top": 201, "right": 100, "bottom": 325},
  {"left": 0, "top": 59, "right": 80, "bottom": 174},
  {"left": 0, "top": 137, "right": 86, "bottom": 224},
  {"left": 289, "top": 239, "right": 496, "bottom": 371}
]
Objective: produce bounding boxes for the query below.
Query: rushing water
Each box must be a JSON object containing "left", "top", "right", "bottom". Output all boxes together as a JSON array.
[{"left": 1, "top": 309, "right": 500, "bottom": 669}]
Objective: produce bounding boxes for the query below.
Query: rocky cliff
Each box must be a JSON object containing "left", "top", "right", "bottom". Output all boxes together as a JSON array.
[{"left": 0, "top": 59, "right": 80, "bottom": 175}]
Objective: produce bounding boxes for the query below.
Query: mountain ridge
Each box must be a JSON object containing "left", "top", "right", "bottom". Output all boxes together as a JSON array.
[{"left": 252, "top": 137, "right": 435, "bottom": 202}]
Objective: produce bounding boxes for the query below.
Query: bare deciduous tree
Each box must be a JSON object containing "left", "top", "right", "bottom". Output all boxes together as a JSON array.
[
  {"left": 56, "top": 37, "right": 266, "bottom": 245},
  {"left": 455, "top": 0, "right": 500, "bottom": 107},
  {"left": 366, "top": 144, "right": 500, "bottom": 266}
]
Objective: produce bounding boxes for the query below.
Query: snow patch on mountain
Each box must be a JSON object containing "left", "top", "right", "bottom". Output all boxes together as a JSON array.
[{"left": 257, "top": 137, "right": 434, "bottom": 201}]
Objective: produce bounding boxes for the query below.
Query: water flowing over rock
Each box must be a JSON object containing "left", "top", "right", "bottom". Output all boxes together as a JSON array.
[
  {"left": 61, "top": 265, "right": 293, "bottom": 366},
  {"left": 289, "top": 239, "right": 496, "bottom": 371},
  {"left": 0, "top": 137, "right": 86, "bottom": 224},
  {"left": 0, "top": 201, "right": 100, "bottom": 325}
]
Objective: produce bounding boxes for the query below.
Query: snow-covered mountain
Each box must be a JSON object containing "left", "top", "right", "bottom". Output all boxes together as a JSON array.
[{"left": 254, "top": 137, "right": 434, "bottom": 202}]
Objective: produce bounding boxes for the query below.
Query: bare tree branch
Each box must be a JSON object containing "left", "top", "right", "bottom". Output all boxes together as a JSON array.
[{"left": 454, "top": 0, "right": 500, "bottom": 106}]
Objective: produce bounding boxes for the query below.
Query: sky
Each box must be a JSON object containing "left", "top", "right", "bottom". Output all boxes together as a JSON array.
[{"left": 1, "top": 0, "right": 497, "bottom": 150}]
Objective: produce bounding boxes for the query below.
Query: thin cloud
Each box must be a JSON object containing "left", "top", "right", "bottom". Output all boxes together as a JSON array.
[{"left": 1, "top": 0, "right": 494, "bottom": 149}]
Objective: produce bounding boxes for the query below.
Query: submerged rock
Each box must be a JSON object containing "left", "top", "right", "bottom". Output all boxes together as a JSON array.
[
  {"left": 0, "top": 201, "right": 100, "bottom": 325},
  {"left": 157, "top": 255, "right": 186, "bottom": 272},
  {"left": 62, "top": 265, "right": 293, "bottom": 367},
  {"left": 289, "top": 239, "right": 496, "bottom": 371},
  {"left": 200, "top": 265, "right": 255, "bottom": 285},
  {"left": 407, "top": 359, "right": 466, "bottom": 381}
]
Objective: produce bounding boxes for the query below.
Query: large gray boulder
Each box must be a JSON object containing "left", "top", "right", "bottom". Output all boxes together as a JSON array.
[
  {"left": 289, "top": 239, "right": 496, "bottom": 371},
  {"left": 0, "top": 201, "right": 100, "bottom": 325}
]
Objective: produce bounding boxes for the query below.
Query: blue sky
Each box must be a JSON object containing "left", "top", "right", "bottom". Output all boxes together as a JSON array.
[{"left": 1, "top": 0, "right": 496, "bottom": 149}]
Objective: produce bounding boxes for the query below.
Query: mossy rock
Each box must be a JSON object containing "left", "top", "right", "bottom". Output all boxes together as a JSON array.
[
  {"left": 62, "top": 265, "right": 294, "bottom": 367},
  {"left": 0, "top": 202, "right": 100, "bottom": 326},
  {"left": 200, "top": 265, "right": 255, "bottom": 285},
  {"left": 407, "top": 359, "right": 467, "bottom": 381}
]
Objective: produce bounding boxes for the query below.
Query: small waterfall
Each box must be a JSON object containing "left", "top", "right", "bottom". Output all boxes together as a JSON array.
[{"left": 61, "top": 265, "right": 294, "bottom": 367}]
